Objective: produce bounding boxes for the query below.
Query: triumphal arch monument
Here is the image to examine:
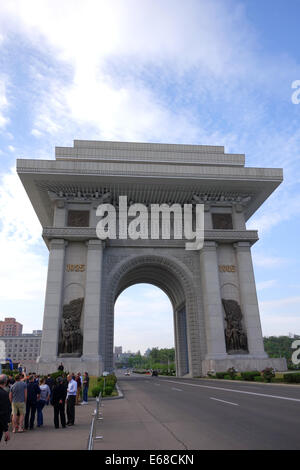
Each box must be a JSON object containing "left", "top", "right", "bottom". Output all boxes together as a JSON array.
[{"left": 17, "top": 140, "right": 287, "bottom": 376}]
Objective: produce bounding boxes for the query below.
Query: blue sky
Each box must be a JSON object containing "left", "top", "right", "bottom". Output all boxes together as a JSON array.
[{"left": 0, "top": 0, "right": 299, "bottom": 353}]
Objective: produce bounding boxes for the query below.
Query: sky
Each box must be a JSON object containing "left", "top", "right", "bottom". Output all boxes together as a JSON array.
[{"left": 0, "top": 0, "right": 299, "bottom": 354}]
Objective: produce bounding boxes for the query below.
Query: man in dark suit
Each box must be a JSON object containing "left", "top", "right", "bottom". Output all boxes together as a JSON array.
[
  {"left": 24, "top": 375, "right": 40, "bottom": 430},
  {"left": 51, "top": 377, "right": 67, "bottom": 428}
]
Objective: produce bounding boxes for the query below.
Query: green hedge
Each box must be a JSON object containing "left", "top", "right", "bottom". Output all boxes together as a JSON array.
[
  {"left": 283, "top": 373, "right": 300, "bottom": 383},
  {"left": 254, "top": 376, "right": 264, "bottom": 382},
  {"left": 215, "top": 372, "right": 227, "bottom": 379},
  {"left": 240, "top": 371, "right": 261, "bottom": 381},
  {"left": 271, "top": 377, "right": 284, "bottom": 383},
  {"left": 50, "top": 370, "right": 68, "bottom": 381},
  {"left": 91, "top": 385, "right": 102, "bottom": 397},
  {"left": 93, "top": 373, "right": 117, "bottom": 396}
]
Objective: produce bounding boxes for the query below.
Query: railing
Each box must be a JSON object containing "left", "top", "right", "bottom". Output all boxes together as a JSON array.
[{"left": 87, "top": 392, "right": 103, "bottom": 450}]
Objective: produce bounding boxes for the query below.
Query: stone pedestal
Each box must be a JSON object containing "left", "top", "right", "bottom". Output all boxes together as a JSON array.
[{"left": 202, "top": 357, "right": 287, "bottom": 375}]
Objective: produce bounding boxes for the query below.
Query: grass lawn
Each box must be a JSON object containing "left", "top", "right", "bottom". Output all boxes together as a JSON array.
[{"left": 88, "top": 376, "right": 99, "bottom": 397}]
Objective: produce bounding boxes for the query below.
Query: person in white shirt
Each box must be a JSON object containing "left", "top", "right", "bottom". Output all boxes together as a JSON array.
[{"left": 66, "top": 374, "right": 77, "bottom": 426}]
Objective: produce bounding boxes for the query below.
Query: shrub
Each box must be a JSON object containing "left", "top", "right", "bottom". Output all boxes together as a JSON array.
[
  {"left": 235, "top": 376, "right": 244, "bottom": 381},
  {"left": 91, "top": 385, "right": 102, "bottom": 397},
  {"left": 254, "top": 376, "right": 264, "bottom": 382},
  {"left": 103, "top": 385, "right": 114, "bottom": 396},
  {"left": 2, "top": 369, "right": 21, "bottom": 378},
  {"left": 240, "top": 371, "right": 261, "bottom": 381},
  {"left": 97, "top": 373, "right": 117, "bottom": 386},
  {"left": 50, "top": 371, "right": 68, "bottom": 381},
  {"left": 283, "top": 373, "right": 300, "bottom": 383},
  {"left": 96, "top": 373, "right": 117, "bottom": 395},
  {"left": 262, "top": 368, "right": 275, "bottom": 383},
  {"left": 227, "top": 367, "right": 237, "bottom": 380},
  {"left": 271, "top": 377, "right": 284, "bottom": 383},
  {"left": 223, "top": 374, "right": 231, "bottom": 380},
  {"left": 215, "top": 372, "right": 227, "bottom": 379}
]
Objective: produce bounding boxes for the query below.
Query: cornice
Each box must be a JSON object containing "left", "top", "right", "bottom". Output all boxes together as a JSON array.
[{"left": 42, "top": 227, "right": 258, "bottom": 246}]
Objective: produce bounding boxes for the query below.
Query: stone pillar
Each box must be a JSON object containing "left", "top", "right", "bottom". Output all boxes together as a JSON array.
[
  {"left": 200, "top": 241, "right": 227, "bottom": 359},
  {"left": 82, "top": 239, "right": 104, "bottom": 374},
  {"left": 234, "top": 242, "right": 267, "bottom": 357},
  {"left": 173, "top": 309, "right": 180, "bottom": 376},
  {"left": 38, "top": 239, "right": 66, "bottom": 367},
  {"left": 176, "top": 307, "right": 189, "bottom": 376}
]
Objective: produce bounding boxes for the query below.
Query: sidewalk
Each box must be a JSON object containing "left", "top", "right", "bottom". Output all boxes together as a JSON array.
[
  {"left": 2, "top": 382, "right": 184, "bottom": 450},
  {"left": 2, "top": 401, "right": 96, "bottom": 450}
]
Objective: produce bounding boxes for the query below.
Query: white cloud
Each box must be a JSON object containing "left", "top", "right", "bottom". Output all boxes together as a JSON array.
[
  {"left": 248, "top": 189, "right": 300, "bottom": 235},
  {"left": 0, "top": 169, "right": 48, "bottom": 301},
  {"left": 0, "top": 1, "right": 255, "bottom": 74},
  {"left": 0, "top": 77, "right": 9, "bottom": 129},
  {"left": 256, "top": 280, "right": 277, "bottom": 291},
  {"left": 261, "top": 296, "right": 300, "bottom": 312},
  {"left": 260, "top": 296, "right": 300, "bottom": 336},
  {"left": 0, "top": 0, "right": 268, "bottom": 144},
  {"left": 252, "top": 253, "right": 288, "bottom": 269}
]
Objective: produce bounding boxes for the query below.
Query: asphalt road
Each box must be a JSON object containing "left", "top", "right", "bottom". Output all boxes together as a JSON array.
[{"left": 116, "top": 374, "right": 300, "bottom": 450}]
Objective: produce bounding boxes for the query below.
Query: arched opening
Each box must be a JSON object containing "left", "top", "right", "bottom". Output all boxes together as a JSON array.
[
  {"left": 114, "top": 284, "right": 175, "bottom": 372},
  {"left": 100, "top": 255, "right": 198, "bottom": 377}
]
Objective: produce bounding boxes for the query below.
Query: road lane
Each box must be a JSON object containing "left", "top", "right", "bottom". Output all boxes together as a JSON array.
[
  {"left": 163, "top": 378, "right": 300, "bottom": 403},
  {"left": 116, "top": 375, "right": 300, "bottom": 449},
  {"left": 209, "top": 397, "right": 239, "bottom": 406}
]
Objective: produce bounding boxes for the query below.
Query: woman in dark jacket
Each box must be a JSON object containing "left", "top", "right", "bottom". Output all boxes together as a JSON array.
[{"left": 51, "top": 377, "right": 67, "bottom": 429}]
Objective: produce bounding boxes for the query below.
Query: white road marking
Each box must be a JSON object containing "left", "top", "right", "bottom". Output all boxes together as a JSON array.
[
  {"left": 210, "top": 397, "right": 239, "bottom": 406},
  {"left": 164, "top": 379, "right": 300, "bottom": 403},
  {"left": 172, "top": 387, "right": 183, "bottom": 392}
]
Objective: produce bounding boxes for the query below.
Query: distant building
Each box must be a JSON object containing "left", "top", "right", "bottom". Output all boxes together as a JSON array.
[
  {"left": 0, "top": 318, "right": 23, "bottom": 337},
  {"left": 113, "top": 346, "right": 123, "bottom": 366},
  {"left": 0, "top": 330, "right": 42, "bottom": 363}
]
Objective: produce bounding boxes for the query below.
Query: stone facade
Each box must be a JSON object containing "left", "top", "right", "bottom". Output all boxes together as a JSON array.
[{"left": 17, "top": 140, "right": 287, "bottom": 376}]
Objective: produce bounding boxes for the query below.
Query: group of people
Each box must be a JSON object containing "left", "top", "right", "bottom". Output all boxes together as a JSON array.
[{"left": 0, "top": 368, "right": 90, "bottom": 443}]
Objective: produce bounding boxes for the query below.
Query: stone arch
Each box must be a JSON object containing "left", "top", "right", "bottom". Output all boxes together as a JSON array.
[{"left": 100, "top": 253, "right": 201, "bottom": 377}]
